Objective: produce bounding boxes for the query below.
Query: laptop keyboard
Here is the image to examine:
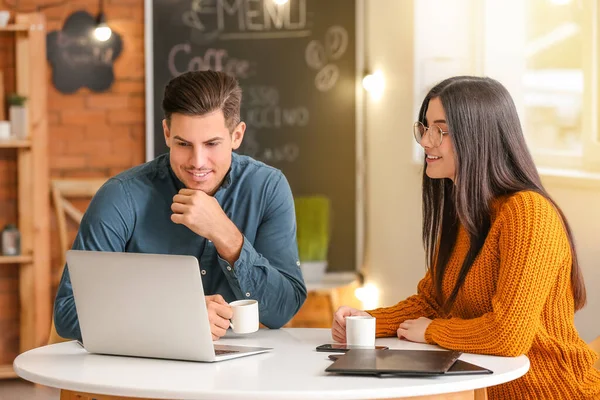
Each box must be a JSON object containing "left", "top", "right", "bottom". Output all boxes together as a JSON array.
[{"left": 215, "top": 349, "right": 240, "bottom": 356}]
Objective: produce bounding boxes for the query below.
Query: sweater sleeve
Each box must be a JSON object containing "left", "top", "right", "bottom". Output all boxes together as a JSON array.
[
  {"left": 424, "top": 192, "right": 571, "bottom": 356},
  {"left": 367, "top": 269, "right": 442, "bottom": 337}
]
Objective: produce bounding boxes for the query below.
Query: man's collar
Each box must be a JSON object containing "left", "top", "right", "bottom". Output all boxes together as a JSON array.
[{"left": 221, "top": 152, "right": 239, "bottom": 189}]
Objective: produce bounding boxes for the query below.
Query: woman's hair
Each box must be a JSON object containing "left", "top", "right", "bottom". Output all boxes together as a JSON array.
[{"left": 419, "top": 76, "right": 586, "bottom": 312}]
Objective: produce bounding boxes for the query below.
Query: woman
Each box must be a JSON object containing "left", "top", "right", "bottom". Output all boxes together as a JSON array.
[{"left": 332, "top": 76, "right": 600, "bottom": 399}]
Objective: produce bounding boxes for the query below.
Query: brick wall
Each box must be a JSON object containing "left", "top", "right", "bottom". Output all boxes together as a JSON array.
[{"left": 0, "top": 0, "right": 145, "bottom": 363}]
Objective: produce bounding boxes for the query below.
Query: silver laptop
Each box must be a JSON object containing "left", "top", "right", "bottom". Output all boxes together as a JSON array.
[{"left": 66, "top": 249, "right": 272, "bottom": 362}]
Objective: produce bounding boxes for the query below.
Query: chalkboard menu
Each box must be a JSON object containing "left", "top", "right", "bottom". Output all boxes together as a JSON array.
[
  {"left": 146, "top": 0, "right": 360, "bottom": 272},
  {"left": 47, "top": 11, "right": 123, "bottom": 93}
]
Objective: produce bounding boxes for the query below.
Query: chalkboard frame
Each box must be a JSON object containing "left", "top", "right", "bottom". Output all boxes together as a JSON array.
[{"left": 143, "top": 0, "right": 365, "bottom": 274}]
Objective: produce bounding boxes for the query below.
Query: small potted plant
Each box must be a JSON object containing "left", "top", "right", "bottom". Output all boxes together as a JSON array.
[
  {"left": 7, "top": 93, "right": 27, "bottom": 139},
  {"left": 295, "top": 196, "right": 331, "bottom": 283}
]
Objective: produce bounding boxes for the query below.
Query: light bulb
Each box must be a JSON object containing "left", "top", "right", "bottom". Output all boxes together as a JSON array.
[
  {"left": 354, "top": 283, "right": 379, "bottom": 310},
  {"left": 274, "top": 0, "right": 289, "bottom": 4},
  {"left": 362, "top": 70, "right": 385, "bottom": 99},
  {"left": 94, "top": 23, "right": 112, "bottom": 42}
]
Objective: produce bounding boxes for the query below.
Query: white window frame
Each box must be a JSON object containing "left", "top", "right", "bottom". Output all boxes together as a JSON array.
[{"left": 581, "top": 0, "right": 600, "bottom": 171}]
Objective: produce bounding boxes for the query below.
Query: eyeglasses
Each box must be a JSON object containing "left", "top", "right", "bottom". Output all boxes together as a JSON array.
[{"left": 413, "top": 121, "right": 449, "bottom": 148}]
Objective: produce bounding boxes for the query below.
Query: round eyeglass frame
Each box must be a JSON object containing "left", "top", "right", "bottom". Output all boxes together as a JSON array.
[{"left": 413, "top": 121, "right": 449, "bottom": 148}]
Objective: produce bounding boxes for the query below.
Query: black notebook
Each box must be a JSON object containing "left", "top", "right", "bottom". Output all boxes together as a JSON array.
[{"left": 325, "top": 349, "right": 492, "bottom": 377}]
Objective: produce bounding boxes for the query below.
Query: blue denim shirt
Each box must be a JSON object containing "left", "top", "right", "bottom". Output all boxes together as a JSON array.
[{"left": 54, "top": 152, "right": 307, "bottom": 340}]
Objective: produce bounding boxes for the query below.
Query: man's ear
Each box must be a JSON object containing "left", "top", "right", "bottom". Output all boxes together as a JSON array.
[
  {"left": 162, "top": 119, "right": 171, "bottom": 148},
  {"left": 231, "top": 122, "right": 246, "bottom": 150}
]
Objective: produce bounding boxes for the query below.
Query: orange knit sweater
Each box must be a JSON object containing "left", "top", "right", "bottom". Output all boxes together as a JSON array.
[{"left": 367, "top": 191, "right": 600, "bottom": 399}]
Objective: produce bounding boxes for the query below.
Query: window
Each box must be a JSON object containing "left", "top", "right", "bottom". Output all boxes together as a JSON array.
[{"left": 413, "top": 0, "right": 600, "bottom": 172}]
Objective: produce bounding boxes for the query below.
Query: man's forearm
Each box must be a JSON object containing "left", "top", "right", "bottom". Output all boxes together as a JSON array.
[
  {"left": 258, "top": 276, "right": 306, "bottom": 328},
  {"left": 211, "top": 217, "right": 244, "bottom": 265},
  {"left": 216, "top": 238, "right": 307, "bottom": 328},
  {"left": 54, "top": 276, "right": 83, "bottom": 341}
]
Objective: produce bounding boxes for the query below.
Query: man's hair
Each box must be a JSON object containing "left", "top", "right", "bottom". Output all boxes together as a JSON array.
[{"left": 161, "top": 70, "right": 242, "bottom": 131}]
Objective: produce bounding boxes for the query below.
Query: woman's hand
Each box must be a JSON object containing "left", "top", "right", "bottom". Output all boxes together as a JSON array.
[
  {"left": 397, "top": 317, "right": 433, "bottom": 343},
  {"left": 331, "top": 306, "right": 371, "bottom": 343}
]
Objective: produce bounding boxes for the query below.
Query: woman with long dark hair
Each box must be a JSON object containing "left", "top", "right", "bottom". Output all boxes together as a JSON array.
[{"left": 332, "top": 76, "right": 600, "bottom": 399}]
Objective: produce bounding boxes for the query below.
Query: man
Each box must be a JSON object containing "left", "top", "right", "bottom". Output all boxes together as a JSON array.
[{"left": 54, "top": 70, "right": 307, "bottom": 341}]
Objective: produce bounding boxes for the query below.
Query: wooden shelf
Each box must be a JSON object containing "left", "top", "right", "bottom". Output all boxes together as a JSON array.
[
  {"left": 0, "top": 13, "right": 51, "bottom": 379},
  {"left": 0, "top": 24, "right": 29, "bottom": 32},
  {"left": 0, "top": 255, "right": 33, "bottom": 264},
  {"left": 0, "top": 139, "right": 31, "bottom": 148},
  {"left": 0, "top": 364, "right": 16, "bottom": 379}
]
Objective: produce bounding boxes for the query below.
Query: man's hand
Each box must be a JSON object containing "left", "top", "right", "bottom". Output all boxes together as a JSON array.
[
  {"left": 171, "top": 189, "right": 229, "bottom": 240},
  {"left": 171, "top": 189, "right": 243, "bottom": 264},
  {"left": 205, "top": 294, "right": 233, "bottom": 341},
  {"left": 331, "top": 306, "right": 371, "bottom": 343},
  {"left": 397, "top": 317, "right": 432, "bottom": 343}
]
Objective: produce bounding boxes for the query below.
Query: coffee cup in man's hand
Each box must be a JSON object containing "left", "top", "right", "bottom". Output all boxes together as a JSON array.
[{"left": 229, "top": 299, "right": 259, "bottom": 334}]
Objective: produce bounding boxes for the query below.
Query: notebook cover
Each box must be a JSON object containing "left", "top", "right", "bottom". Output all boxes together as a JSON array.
[
  {"left": 325, "top": 349, "right": 462, "bottom": 376},
  {"left": 442, "top": 359, "right": 493, "bottom": 375}
]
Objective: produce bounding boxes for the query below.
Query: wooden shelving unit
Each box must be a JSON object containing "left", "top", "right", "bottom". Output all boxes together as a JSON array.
[
  {"left": 0, "top": 13, "right": 50, "bottom": 378},
  {"left": 0, "top": 139, "right": 31, "bottom": 148},
  {"left": 0, "top": 255, "right": 34, "bottom": 264},
  {"left": 0, "top": 24, "right": 29, "bottom": 32}
]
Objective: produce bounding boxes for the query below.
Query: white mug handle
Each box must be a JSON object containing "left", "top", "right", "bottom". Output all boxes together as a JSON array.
[{"left": 229, "top": 321, "right": 235, "bottom": 331}]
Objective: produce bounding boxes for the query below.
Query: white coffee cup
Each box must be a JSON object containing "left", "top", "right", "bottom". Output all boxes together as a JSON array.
[
  {"left": 0, "top": 11, "right": 10, "bottom": 27},
  {"left": 0, "top": 121, "right": 10, "bottom": 140},
  {"left": 229, "top": 299, "right": 259, "bottom": 334},
  {"left": 346, "top": 315, "right": 376, "bottom": 347}
]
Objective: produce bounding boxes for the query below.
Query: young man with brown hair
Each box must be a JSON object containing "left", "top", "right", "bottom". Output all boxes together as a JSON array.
[{"left": 54, "top": 71, "right": 307, "bottom": 341}]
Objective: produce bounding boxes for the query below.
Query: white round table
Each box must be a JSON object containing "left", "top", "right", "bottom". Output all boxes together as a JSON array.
[{"left": 14, "top": 328, "right": 529, "bottom": 400}]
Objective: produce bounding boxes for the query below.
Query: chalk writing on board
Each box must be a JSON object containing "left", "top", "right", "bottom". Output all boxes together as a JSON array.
[
  {"left": 262, "top": 143, "right": 300, "bottom": 162},
  {"left": 324, "top": 26, "right": 348, "bottom": 60},
  {"left": 314, "top": 64, "right": 339, "bottom": 92},
  {"left": 305, "top": 40, "right": 326, "bottom": 70},
  {"left": 245, "top": 106, "right": 309, "bottom": 128},
  {"left": 47, "top": 10, "right": 123, "bottom": 93},
  {"left": 239, "top": 130, "right": 300, "bottom": 163},
  {"left": 236, "top": 85, "right": 304, "bottom": 163},
  {"left": 243, "top": 85, "right": 309, "bottom": 128},
  {"left": 168, "top": 44, "right": 255, "bottom": 78},
  {"left": 246, "top": 85, "right": 279, "bottom": 106},
  {"left": 182, "top": 0, "right": 310, "bottom": 42},
  {"left": 305, "top": 25, "right": 348, "bottom": 91}
]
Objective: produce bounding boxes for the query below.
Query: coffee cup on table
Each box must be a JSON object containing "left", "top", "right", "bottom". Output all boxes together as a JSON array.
[
  {"left": 346, "top": 315, "right": 376, "bottom": 347},
  {"left": 229, "top": 299, "right": 259, "bottom": 334}
]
